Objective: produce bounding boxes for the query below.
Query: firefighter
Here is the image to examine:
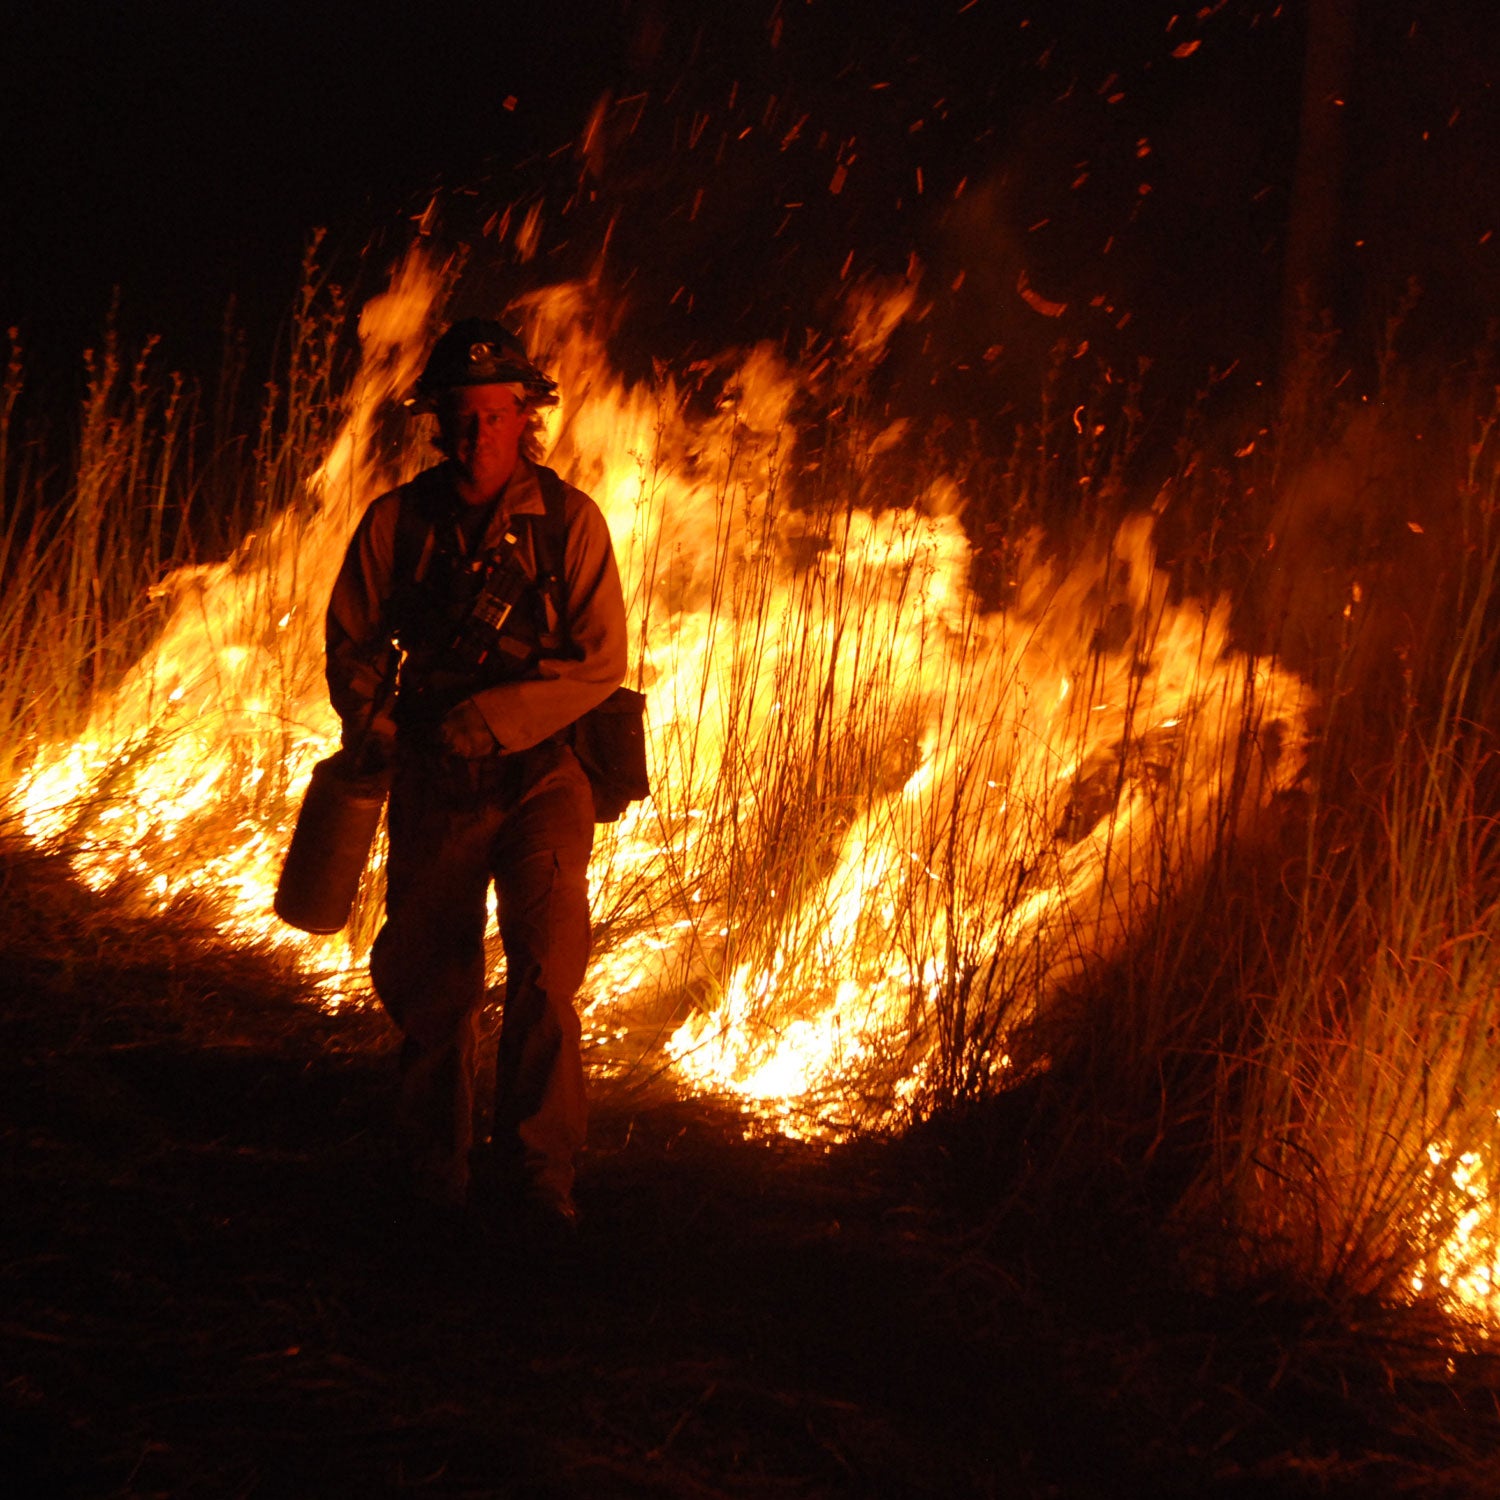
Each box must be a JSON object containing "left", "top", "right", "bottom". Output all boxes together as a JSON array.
[{"left": 325, "top": 319, "right": 628, "bottom": 1232}]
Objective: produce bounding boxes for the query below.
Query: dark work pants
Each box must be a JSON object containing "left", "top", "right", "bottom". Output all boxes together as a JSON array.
[{"left": 370, "top": 739, "right": 595, "bottom": 1205}]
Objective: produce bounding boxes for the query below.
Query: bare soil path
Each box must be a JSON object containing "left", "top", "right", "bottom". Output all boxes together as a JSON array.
[{"left": 2, "top": 844, "right": 1496, "bottom": 1498}]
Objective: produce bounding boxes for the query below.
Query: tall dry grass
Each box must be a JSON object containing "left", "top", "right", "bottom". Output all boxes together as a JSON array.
[
  {"left": 5, "top": 249, "right": 1500, "bottom": 1321},
  {"left": 1019, "top": 353, "right": 1500, "bottom": 1319},
  {"left": 1195, "top": 373, "right": 1500, "bottom": 1311},
  {"left": 0, "top": 241, "right": 347, "bottom": 799}
]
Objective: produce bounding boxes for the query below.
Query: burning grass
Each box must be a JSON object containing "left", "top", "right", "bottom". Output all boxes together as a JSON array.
[{"left": 4, "top": 240, "right": 1500, "bottom": 1345}]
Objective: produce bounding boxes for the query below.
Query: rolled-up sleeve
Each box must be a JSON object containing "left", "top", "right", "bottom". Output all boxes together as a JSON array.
[{"left": 469, "top": 486, "right": 628, "bottom": 752}]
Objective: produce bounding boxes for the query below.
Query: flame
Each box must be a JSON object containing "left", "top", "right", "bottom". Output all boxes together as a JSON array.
[
  {"left": 11, "top": 248, "right": 1310, "bottom": 1144},
  {"left": 1412, "top": 1134, "right": 1500, "bottom": 1319},
  {"left": 14, "top": 241, "right": 1500, "bottom": 1329},
  {"left": 12, "top": 248, "right": 446, "bottom": 984}
]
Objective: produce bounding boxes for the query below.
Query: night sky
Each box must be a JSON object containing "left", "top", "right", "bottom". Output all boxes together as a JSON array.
[{"left": 3, "top": 1, "right": 1496, "bottom": 408}]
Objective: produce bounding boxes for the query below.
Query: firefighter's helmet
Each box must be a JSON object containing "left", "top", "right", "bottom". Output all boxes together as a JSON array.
[{"left": 408, "top": 318, "right": 558, "bottom": 410}]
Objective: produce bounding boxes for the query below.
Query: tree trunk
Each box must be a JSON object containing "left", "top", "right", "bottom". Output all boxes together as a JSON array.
[{"left": 1281, "top": 0, "right": 1357, "bottom": 368}]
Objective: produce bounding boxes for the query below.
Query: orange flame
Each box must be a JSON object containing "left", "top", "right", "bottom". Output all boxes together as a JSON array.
[
  {"left": 11, "top": 248, "right": 1307, "bottom": 1142},
  {"left": 12, "top": 249, "right": 446, "bottom": 992}
]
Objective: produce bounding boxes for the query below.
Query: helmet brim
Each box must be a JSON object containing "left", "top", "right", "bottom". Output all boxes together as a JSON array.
[{"left": 404, "top": 369, "right": 560, "bottom": 414}]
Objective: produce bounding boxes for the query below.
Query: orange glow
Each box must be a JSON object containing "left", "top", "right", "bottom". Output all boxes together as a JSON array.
[{"left": 11, "top": 249, "right": 1308, "bottom": 1145}]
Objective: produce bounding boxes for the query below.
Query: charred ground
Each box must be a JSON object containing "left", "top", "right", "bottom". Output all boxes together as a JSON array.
[{"left": 3, "top": 839, "right": 1499, "bottom": 1499}]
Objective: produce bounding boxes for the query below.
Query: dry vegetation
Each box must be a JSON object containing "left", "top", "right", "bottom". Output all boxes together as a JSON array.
[{"left": 5, "top": 252, "right": 1500, "bottom": 1493}]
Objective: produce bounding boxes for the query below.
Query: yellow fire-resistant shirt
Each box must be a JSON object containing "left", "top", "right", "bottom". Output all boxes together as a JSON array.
[{"left": 325, "top": 457, "right": 628, "bottom": 753}]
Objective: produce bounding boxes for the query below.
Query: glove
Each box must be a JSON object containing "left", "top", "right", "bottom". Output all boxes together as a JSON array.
[
  {"left": 343, "top": 713, "right": 396, "bottom": 777},
  {"left": 439, "top": 699, "right": 499, "bottom": 759},
  {"left": 353, "top": 731, "right": 396, "bottom": 777}
]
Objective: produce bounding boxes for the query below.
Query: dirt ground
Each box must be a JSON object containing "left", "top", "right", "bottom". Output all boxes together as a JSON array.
[{"left": 4, "top": 843, "right": 1500, "bottom": 1499}]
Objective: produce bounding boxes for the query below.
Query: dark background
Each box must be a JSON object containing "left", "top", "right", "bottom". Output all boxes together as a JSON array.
[{"left": 2, "top": 0, "right": 1495, "bottom": 412}]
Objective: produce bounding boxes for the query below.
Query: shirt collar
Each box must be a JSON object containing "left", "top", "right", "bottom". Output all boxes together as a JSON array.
[
  {"left": 438, "top": 455, "right": 544, "bottom": 518},
  {"left": 498, "top": 456, "right": 546, "bottom": 520},
  {"left": 437, "top": 455, "right": 545, "bottom": 549}
]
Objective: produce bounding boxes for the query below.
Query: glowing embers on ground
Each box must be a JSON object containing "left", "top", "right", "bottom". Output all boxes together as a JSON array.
[
  {"left": 16, "top": 707, "right": 348, "bottom": 961},
  {"left": 1414, "top": 1134, "right": 1500, "bottom": 1322},
  {"left": 7, "top": 249, "right": 1307, "bottom": 1152}
]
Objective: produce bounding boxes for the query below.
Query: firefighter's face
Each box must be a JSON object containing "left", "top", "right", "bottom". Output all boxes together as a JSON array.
[{"left": 438, "top": 384, "right": 529, "bottom": 494}]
